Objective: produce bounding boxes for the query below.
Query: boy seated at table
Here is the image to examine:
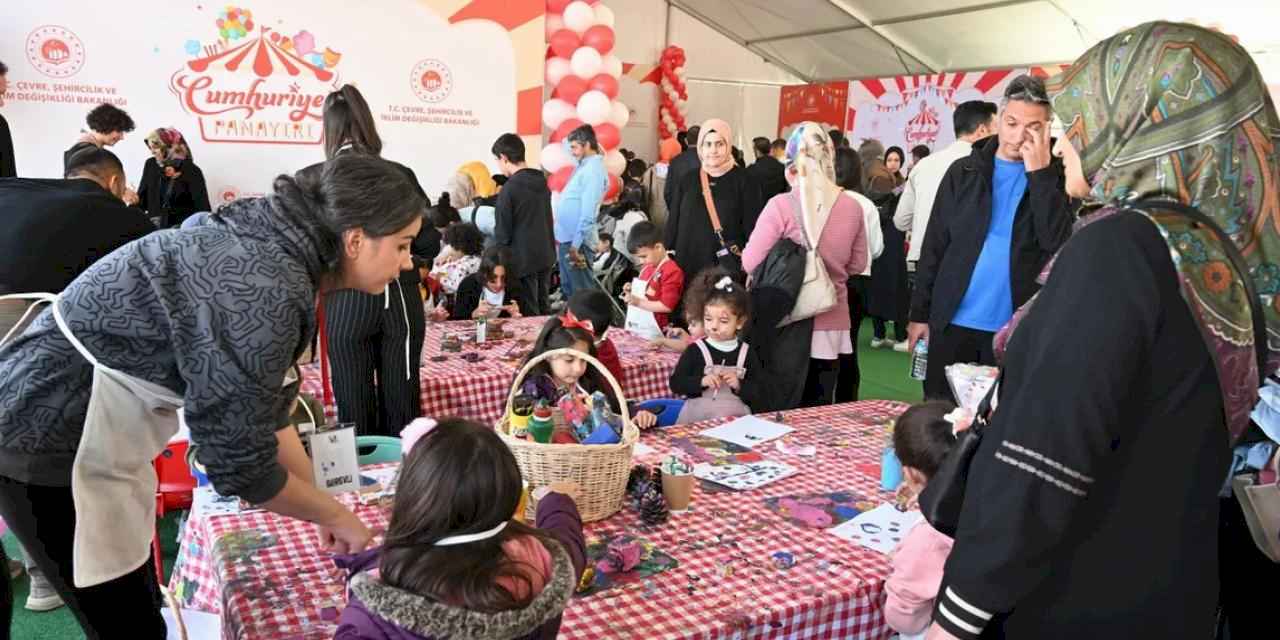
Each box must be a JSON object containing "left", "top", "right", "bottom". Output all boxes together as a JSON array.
[
  {"left": 623, "top": 222, "right": 684, "bottom": 332},
  {"left": 451, "top": 246, "right": 527, "bottom": 320},
  {"left": 884, "top": 401, "right": 964, "bottom": 639},
  {"left": 567, "top": 289, "right": 625, "bottom": 386},
  {"left": 335, "top": 417, "right": 586, "bottom": 640}
]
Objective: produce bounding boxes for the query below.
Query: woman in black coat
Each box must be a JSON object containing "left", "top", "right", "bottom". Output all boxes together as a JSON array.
[
  {"left": 451, "top": 247, "right": 527, "bottom": 321},
  {"left": 664, "top": 119, "right": 764, "bottom": 281},
  {"left": 137, "top": 128, "right": 211, "bottom": 228}
]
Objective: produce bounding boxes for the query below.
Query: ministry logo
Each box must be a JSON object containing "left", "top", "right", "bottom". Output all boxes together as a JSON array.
[{"left": 26, "top": 25, "right": 86, "bottom": 79}]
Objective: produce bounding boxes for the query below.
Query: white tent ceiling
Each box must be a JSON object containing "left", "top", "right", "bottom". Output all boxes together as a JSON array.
[{"left": 667, "top": 0, "right": 1280, "bottom": 83}]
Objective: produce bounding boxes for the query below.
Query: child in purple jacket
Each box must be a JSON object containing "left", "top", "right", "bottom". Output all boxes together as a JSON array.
[{"left": 335, "top": 418, "right": 586, "bottom": 640}]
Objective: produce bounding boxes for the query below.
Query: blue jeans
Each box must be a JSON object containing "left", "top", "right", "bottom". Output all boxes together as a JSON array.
[{"left": 557, "top": 242, "right": 594, "bottom": 301}]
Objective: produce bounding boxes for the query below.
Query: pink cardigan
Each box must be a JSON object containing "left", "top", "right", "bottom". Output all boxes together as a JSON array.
[
  {"left": 885, "top": 520, "right": 954, "bottom": 635},
  {"left": 742, "top": 192, "right": 868, "bottom": 332}
]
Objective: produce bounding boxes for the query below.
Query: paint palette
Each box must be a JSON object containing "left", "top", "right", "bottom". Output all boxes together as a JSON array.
[
  {"left": 668, "top": 435, "right": 764, "bottom": 466},
  {"left": 693, "top": 460, "right": 797, "bottom": 491}
]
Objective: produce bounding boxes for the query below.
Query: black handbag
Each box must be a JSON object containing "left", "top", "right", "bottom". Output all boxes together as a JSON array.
[{"left": 918, "top": 198, "right": 1269, "bottom": 537}]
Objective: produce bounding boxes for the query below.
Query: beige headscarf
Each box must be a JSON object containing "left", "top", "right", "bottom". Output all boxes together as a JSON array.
[
  {"left": 697, "top": 118, "right": 736, "bottom": 178},
  {"left": 785, "top": 122, "right": 842, "bottom": 234}
]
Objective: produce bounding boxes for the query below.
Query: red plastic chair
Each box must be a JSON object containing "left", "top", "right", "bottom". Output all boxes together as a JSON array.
[{"left": 153, "top": 440, "right": 196, "bottom": 585}]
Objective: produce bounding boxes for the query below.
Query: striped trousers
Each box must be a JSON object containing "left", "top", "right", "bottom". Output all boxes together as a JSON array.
[{"left": 322, "top": 270, "right": 425, "bottom": 437}]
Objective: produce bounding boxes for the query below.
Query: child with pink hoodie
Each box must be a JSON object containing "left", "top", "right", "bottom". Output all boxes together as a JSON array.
[{"left": 884, "top": 401, "right": 968, "bottom": 638}]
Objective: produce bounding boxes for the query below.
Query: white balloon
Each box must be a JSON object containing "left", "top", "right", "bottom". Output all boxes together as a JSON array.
[
  {"left": 576, "top": 90, "right": 612, "bottom": 125},
  {"left": 605, "top": 149, "right": 626, "bottom": 176},
  {"left": 602, "top": 54, "right": 623, "bottom": 79},
  {"left": 563, "top": 1, "right": 595, "bottom": 34},
  {"left": 594, "top": 5, "right": 615, "bottom": 28},
  {"left": 609, "top": 101, "right": 630, "bottom": 128},
  {"left": 541, "top": 142, "right": 572, "bottom": 173},
  {"left": 546, "top": 57, "right": 572, "bottom": 86},
  {"left": 542, "top": 98, "right": 575, "bottom": 130},
  {"left": 570, "top": 47, "right": 603, "bottom": 79},
  {"left": 545, "top": 14, "right": 565, "bottom": 39}
]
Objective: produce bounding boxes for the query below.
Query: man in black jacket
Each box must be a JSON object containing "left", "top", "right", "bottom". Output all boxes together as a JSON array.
[
  {"left": 746, "top": 136, "right": 788, "bottom": 205},
  {"left": 663, "top": 124, "right": 701, "bottom": 213},
  {"left": 492, "top": 133, "right": 556, "bottom": 315},
  {"left": 0, "top": 147, "right": 152, "bottom": 612},
  {"left": 907, "top": 75, "right": 1072, "bottom": 399}
]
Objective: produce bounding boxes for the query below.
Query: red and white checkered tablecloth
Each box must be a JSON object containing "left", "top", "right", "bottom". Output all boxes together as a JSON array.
[
  {"left": 168, "top": 400, "right": 909, "bottom": 640},
  {"left": 298, "top": 316, "right": 679, "bottom": 425}
]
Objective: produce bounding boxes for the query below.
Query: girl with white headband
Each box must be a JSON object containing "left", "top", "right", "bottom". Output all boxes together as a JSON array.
[{"left": 336, "top": 418, "right": 586, "bottom": 640}]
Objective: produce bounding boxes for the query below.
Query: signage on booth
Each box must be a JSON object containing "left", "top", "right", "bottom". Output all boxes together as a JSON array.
[
  {"left": 168, "top": 7, "right": 343, "bottom": 145},
  {"left": 381, "top": 57, "right": 479, "bottom": 127},
  {"left": 26, "top": 25, "right": 86, "bottom": 79}
]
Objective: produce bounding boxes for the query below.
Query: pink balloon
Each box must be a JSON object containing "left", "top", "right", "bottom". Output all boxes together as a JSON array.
[
  {"left": 550, "top": 117, "right": 584, "bottom": 143},
  {"left": 595, "top": 123, "right": 620, "bottom": 150},
  {"left": 587, "top": 73, "right": 619, "bottom": 99},
  {"left": 554, "top": 75, "right": 589, "bottom": 104},
  {"left": 549, "top": 29, "right": 581, "bottom": 59},
  {"left": 581, "top": 25, "right": 615, "bottom": 55},
  {"left": 548, "top": 166, "right": 574, "bottom": 192},
  {"left": 604, "top": 174, "right": 621, "bottom": 201},
  {"left": 547, "top": 0, "right": 574, "bottom": 13}
]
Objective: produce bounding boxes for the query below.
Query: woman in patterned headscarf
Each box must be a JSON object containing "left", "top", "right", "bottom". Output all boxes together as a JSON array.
[
  {"left": 742, "top": 122, "right": 867, "bottom": 406},
  {"left": 926, "top": 22, "right": 1280, "bottom": 640},
  {"left": 136, "top": 127, "right": 211, "bottom": 228}
]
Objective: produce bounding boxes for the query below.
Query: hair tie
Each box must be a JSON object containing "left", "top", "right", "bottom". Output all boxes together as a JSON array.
[
  {"left": 561, "top": 311, "right": 596, "bottom": 337},
  {"left": 714, "top": 276, "right": 734, "bottom": 292},
  {"left": 434, "top": 521, "right": 507, "bottom": 546}
]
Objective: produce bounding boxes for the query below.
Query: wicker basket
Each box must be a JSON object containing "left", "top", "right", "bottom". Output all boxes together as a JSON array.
[{"left": 496, "top": 348, "right": 638, "bottom": 522}]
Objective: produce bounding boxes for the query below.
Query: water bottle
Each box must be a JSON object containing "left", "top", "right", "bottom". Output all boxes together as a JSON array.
[
  {"left": 475, "top": 317, "right": 487, "bottom": 343},
  {"left": 909, "top": 338, "right": 928, "bottom": 381},
  {"left": 881, "top": 446, "right": 903, "bottom": 491}
]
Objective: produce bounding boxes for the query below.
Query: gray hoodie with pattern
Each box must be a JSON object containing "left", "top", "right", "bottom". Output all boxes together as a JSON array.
[{"left": 0, "top": 195, "right": 322, "bottom": 503}]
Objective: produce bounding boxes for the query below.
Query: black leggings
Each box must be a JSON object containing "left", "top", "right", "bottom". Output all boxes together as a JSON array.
[
  {"left": 0, "top": 476, "right": 164, "bottom": 639},
  {"left": 836, "top": 277, "right": 869, "bottom": 402},
  {"left": 323, "top": 272, "right": 426, "bottom": 437},
  {"left": 801, "top": 358, "right": 840, "bottom": 407}
]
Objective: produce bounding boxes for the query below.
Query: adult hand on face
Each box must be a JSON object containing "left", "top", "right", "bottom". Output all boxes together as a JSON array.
[
  {"left": 317, "top": 507, "right": 374, "bottom": 555},
  {"left": 1020, "top": 126, "right": 1052, "bottom": 173},
  {"left": 907, "top": 322, "right": 930, "bottom": 355}
]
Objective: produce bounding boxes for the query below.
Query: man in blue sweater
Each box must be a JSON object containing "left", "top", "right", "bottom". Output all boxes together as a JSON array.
[
  {"left": 555, "top": 125, "right": 607, "bottom": 301},
  {"left": 907, "top": 75, "right": 1072, "bottom": 399}
]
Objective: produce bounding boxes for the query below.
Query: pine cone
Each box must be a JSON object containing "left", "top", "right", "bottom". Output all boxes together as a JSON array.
[
  {"left": 627, "top": 464, "right": 653, "bottom": 498},
  {"left": 637, "top": 486, "right": 669, "bottom": 525}
]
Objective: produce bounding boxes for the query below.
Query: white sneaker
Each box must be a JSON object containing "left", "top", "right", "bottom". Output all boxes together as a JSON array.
[
  {"left": 892, "top": 340, "right": 910, "bottom": 353},
  {"left": 25, "top": 572, "right": 65, "bottom": 612},
  {"left": 870, "top": 338, "right": 888, "bottom": 349}
]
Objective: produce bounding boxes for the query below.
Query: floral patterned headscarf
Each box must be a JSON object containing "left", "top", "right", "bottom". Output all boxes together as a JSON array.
[
  {"left": 1041, "top": 21, "right": 1280, "bottom": 439},
  {"left": 144, "top": 128, "right": 192, "bottom": 162}
]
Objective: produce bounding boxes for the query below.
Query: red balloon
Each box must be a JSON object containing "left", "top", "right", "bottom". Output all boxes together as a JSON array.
[
  {"left": 595, "top": 123, "right": 620, "bottom": 149},
  {"left": 604, "top": 174, "right": 621, "bottom": 201},
  {"left": 587, "top": 73, "right": 619, "bottom": 99},
  {"left": 550, "top": 117, "right": 584, "bottom": 143},
  {"left": 581, "top": 25, "right": 615, "bottom": 55},
  {"left": 548, "top": 166, "right": 574, "bottom": 192},
  {"left": 547, "top": 0, "right": 574, "bottom": 13},
  {"left": 554, "top": 75, "right": 589, "bottom": 104},
  {"left": 549, "top": 29, "right": 581, "bottom": 59}
]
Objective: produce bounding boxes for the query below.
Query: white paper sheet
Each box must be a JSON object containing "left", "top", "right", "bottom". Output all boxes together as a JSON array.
[
  {"left": 189, "top": 485, "right": 245, "bottom": 520},
  {"left": 163, "top": 607, "right": 222, "bottom": 640},
  {"left": 698, "top": 415, "right": 795, "bottom": 449},
  {"left": 693, "top": 460, "right": 798, "bottom": 490},
  {"left": 828, "top": 503, "right": 924, "bottom": 554}
]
